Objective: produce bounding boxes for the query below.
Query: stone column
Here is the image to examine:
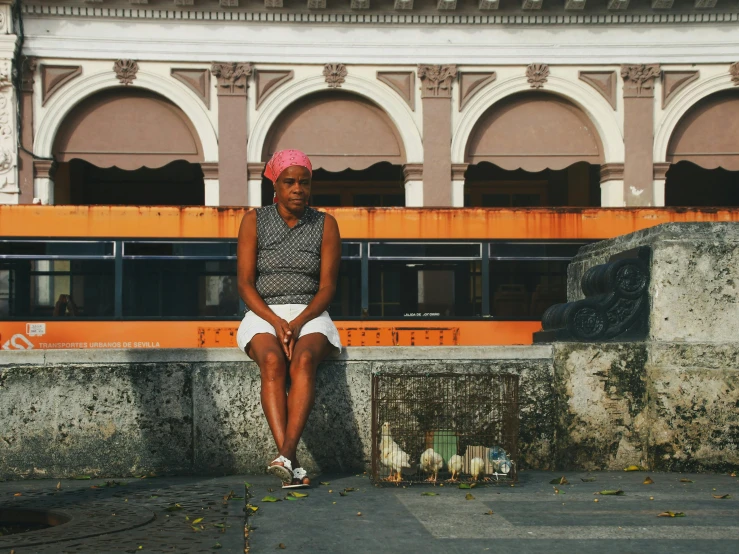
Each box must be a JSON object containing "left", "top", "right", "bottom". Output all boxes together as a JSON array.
[
  {"left": 599, "top": 163, "right": 625, "bottom": 207},
  {"left": 418, "top": 65, "right": 457, "bottom": 207},
  {"left": 247, "top": 162, "right": 265, "bottom": 207},
  {"left": 451, "top": 163, "right": 468, "bottom": 207},
  {"left": 211, "top": 63, "right": 252, "bottom": 207},
  {"left": 402, "top": 163, "right": 423, "bottom": 207},
  {"left": 0, "top": 0, "right": 19, "bottom": 205},
  {"left": 18, "top": 57, "right": 36, "bottom": 204},
  {"left": 201, "top": 162, "right": 219, "bottom": 206},
  {"left": 33, "top": 160, "right": 56, "bottom": 205},
  {"left": 621, "top": 64, "right": 660, "bottom": 207},
  {"left": 652, "top": 163, "right": 670, "bottom": 207}
]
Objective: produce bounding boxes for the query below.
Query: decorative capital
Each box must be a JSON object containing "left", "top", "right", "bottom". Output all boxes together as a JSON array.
[
  {"left": 323, "top": 63, "right": 347, "bottom": 89},
  {"left": 417, "top": 64, "right": 457, "bottom": 98},
  {"left": 730, "top": 62, "right": 739, "bottom": 86},
  {"left": 211, "top": 62, "right": 253, "bottom": 96},
  {"left": 621, "top": 64, "right": 661, "bottom": 98},
  {"left": 20, "top": 57, "right": 38, "bottom": 93},
  {"left": 114, "top": 59, "right": 138, "bottom": 86},
  {"left": 526, "top": 63, "right": 549, "bottom": 89},
  {"left": 0, "top": 67, "right": 12, "bottom": 91}
]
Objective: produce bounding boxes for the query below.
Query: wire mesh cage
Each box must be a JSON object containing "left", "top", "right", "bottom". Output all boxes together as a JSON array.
[{"left": 371, "top": 373, "right": 519, "bottom": 485}]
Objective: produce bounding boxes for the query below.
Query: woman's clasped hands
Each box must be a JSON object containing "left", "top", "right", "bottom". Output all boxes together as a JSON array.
[{"left": 271, "top": 316, "right": 305, "bottom": 360}]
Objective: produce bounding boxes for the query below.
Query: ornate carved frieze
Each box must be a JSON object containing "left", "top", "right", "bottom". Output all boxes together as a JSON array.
[
  {"left": 694, "top": 0, "right": 717, "bottom": 7},
  {"left": 417, "top": 65, "right": 457, "bottom": 98},
  {"left": 265, "top": 0, "right": 284, "bottom": 7},
  {"left": 114, "top": 59, "right": 138, "bottom": 86},
  {"left": 394, "top": 0, "right": 413, "bottom": 8},
  {"left": 0, "top": 8, "right": 8, "bottom": 35},
  {"left": 526, "top": 63, "right": 549, "bottom": 89},
  {"left": 731, "top": 62, "right": 739, "bottom": 86},
  {"left": 621, "top": 64, "right": 661, "bottom": 98},
  {"left": 565, "top": 0, "right": 586, "bottom": 9},
  {"left": 211, "top": 62, "right": 252, "bottom": 96},
  {"left": 521, "top": 0, "right": 543, "bottom": 9},
  {"left": 351, "top": 0, "right": 370, "bottom": 8},
  {"left": 171, "top": 68, "right": 210, "bottom": 107},
  {"left": 607, "top": 0, "right": 629, "bottom": 9},
  {"left": 534, "top": 247, "right": 651, "bottom": 343},
  {"left": 478, "top": 0, "right": 499, "bottom": 9},
  {"left": 220, "top": 0, "right": 238, "bottom": 6},
  {"left": 41, "top": 65, "right": 82, "bottom": 105},
  {"left": 661, "top": 70, "right": 699, "bottom": 108},
  {"left": 458, "top": 72, "right": 496, "bottom": 110},
  {"left": 0, "top": 61, "right": 17, "bottom": 193},
  {"left": 308, "top": 0, "right": 327, "bottom": 7},
  {"left": 255, "top": 69, "right": 294, "bottom": 108},
  {"left": 437, "top": 0, "right": 457, "bottom": 9},
  {"left": 20, "top": 57, "right": 38, "bottom": 94},
  {"left": 377, "top": 71, "right": 415, "bottom": 110},
  {"left": 578, "top": 70, "right": 617, "bottom": 110},
  {"left": 323, "top": 63, "right": 347, "bottom": 88}
]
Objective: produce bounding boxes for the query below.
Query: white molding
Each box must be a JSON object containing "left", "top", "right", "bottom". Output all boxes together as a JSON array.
[
  {"left": 247, "top": 179, "right": 263, "bottom": 207},
  {"left": 248, "top": 74, "right": 423, "bottom": 165},
  {"left": 451, "top": 74, "right": 624, "bottom": 165},
  {"left": 204, "top": 179, "right": 219, "bottom": 206},
  {"left": 20, "top": 5, "right": 739, "bottom": 26},
  {"left": 21, "top": 18, "right": 739, "bottom": 65},
  {"left": 653, "top": 178, "right": 665, "bottom": 207},
  {"left": 404, "top": 180, "right": 423, "bottom": 207},
  {"left": 34, "top": 178, "right": 54, "bottom": 205},
  {"left": 653, "top": 72, "right": 736, "bottom": 162},
  {"left": 34, "top": 69, "right": 219, "bottom": 162},
  {"left": 451, "top": 180, "right": 465, "bottom": 208},
  {"left": 600, "top": 180, "right": 624, "bottom": 207}
]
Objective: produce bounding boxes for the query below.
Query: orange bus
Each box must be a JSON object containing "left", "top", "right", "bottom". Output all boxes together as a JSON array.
[{"left": 2, "top": 205, "right": 738, "bottom": 350}]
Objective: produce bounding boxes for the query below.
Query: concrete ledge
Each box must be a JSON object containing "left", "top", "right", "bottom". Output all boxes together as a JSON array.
[{"left": 0, "top": 345, "right": 554, "bottom": 365}]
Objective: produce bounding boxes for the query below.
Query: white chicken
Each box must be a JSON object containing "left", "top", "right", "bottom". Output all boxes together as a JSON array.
[
  {"left": 419, "top": 448, "right": 444, "bottom": 483},
  {"left": 470, "top": 457, "right": 486, "bottom": 481},
  {"left": 447, "top": 454, "right": 463, "bottom": 482},
  {"left": 380, "top": 422, "right": 411, "bottom": 482}
]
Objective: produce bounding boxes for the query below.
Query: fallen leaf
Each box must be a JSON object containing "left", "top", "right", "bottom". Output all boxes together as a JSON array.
[
  {"left": 13, "top": 492, "right": 21, "bottom": 496},
  {"left": 550, "top": 477, "right": 569, "bottom": 485},
  {"left": 320, "top": 482, "right": 330, "bottom": 486},
  {"left": 166, "top": 504, "right": 183, "bottom": 512},
  {"left": 484, "top": 510, "right": 494, "bottom": 515},
  {"left": 730, "top": 472, "right": 736, "bottom": 477},
  {"left": 278, "top": 544, "right": 286, "bottom": 549},
  {"left": 623, "top": 465, "right": 643, "bottom": 472},
  {"left": 339, "top": 491, "right": 347, "bottom": 497},
  {"left": 554, "top": 488, "right": 565, "bottom": 495},
  {"left": 593, "top": 499, "right": 599, "bottom": 503},
  {"left": 149, "top": 495, "right": 159, "bottom": 499},
  {"left": 192, "top": 517, "right": 204, "bottom": 524},
  {"left": 459, "top": 483, "right": 472, "bottom": 489},
  {"left": 597, "top": 490, "right": 625, "bottom": 496},
  {"left": 421, "top": 492, "right": 439, "bottom": 496},
  {"left": 680, "top": 478, "right": 693, "bottom": 483},
  {"left": 344, "top": 488, "right": 355, "bottom": 493},
  {"left": 244, "top": 482, "right": 252, "bottom": 488},
  {"left": 261, "top": 496, "right": 280, "bottom": 502},
  {"left": 213, "top": 543, "right": 222, "bottom": 550},
  {"left": 712, "top": 494, "right": 731, "bottom": 499},
  {"left": 581, "top": 477, "right": 597, "bottom": 482},
  {"left": 185, "top": 516, "right": 190, "bottom": 521},
  {"left": 285, "top": 496, "right": 297, "bottom": 501},
  {"left": 247, "top": 505, "right": 258, "bottom": 512},
  {"left": 73, "top": 475, "right": 92, "bottom": 480},
  {"left": 658, "top": 511, "right": 685, "bottom": 517},
  {"left": 465, "top": 493, "right": 475, "bottom": 500},
  {"left": 357, "top": 512, "right": 362, "bottom": 516},
  {"left": 56, "top": 481, "right": 61, "bottom": 490},
  {"left": 289, "top": 491, "right": 308, "bottom": 498},
  {"left": 213, "top": 523, "right": 226, "bottom": 528},
  {"left": 643, "top": 476, "right": 655, "bottom": 485}
]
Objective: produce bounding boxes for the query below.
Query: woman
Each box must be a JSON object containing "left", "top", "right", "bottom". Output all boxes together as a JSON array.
[{"left": 236, "top": 149, "right": 342, "bottom": 488}]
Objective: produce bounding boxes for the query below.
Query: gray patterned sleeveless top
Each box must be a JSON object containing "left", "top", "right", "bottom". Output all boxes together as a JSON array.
[{"left": 254, "top": 204, "right": 325, "bottom": 306}]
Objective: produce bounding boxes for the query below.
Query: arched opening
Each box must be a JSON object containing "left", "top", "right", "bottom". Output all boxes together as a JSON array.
[
  {"left": 52, "top": 88, "right": 206, "bottom": 205},
  {"left": 262, "top": 91, "right": 406, "bottom": 206},
  {"left": 665, "top": 90, "right": 739, "bottom": 206},
  {"left": 464, "top": 92, "right": 604, "bottom": 207}
]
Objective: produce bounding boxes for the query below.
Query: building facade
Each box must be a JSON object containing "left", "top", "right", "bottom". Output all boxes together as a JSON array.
[{"left": 0, "top": 0, "right": 737, "bottom": 209}]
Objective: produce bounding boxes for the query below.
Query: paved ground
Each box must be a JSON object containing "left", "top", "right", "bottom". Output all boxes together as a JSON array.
[{"left": 1, "top": 471, "right": 738, "bottom": 553}]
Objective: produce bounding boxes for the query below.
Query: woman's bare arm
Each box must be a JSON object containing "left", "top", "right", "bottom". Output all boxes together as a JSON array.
[{"left": 236, "top": 210, "right": 293, "bottom": 356}]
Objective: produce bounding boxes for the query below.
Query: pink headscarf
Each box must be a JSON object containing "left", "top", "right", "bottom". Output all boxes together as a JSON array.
[{"left": 263, "top": 149, "right": 313, "bottom": 184}]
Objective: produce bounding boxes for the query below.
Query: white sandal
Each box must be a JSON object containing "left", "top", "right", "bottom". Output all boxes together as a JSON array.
[
  {"left": 282, "top": 467, "right": 310, "bottom": 489},
  {"left": 266, "top": 455, "right": 293, "bottom": 484}
]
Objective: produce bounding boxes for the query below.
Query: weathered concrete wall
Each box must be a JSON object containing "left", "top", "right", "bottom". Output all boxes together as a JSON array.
[
  {"left": 0, "top": 347, "right": 554, "bottom": 479},
  {"left": 557, "top": 223, "right": 739, "bottom": 471}
]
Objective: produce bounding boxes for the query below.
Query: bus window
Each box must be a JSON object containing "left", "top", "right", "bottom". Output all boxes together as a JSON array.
[
  {"left": 489, "top": 260, "right": 569, "bottom": 319},
  {"left": 330, "top": 259, "right": 362, "bottom": 317}
]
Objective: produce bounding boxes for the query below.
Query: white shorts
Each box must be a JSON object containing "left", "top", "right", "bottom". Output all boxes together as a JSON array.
[{"left": 236, "top": 304, "right": 342, "bottom": 354}]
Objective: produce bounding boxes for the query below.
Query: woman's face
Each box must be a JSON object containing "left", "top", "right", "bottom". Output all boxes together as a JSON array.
[{"left": 274, "top": 165, "right": 311, "bottom": 211}]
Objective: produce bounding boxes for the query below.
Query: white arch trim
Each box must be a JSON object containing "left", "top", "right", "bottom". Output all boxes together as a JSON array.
[
  {"left": 452, "top": 75, "right": 624, "bottom": 165},
  {"left": 654, "top": 73, "right": 736, "bottom": 163},
  {"left": 35, "top": 70, "right": 219, "bottom": 162},
  {"left": 247, "top": 74, "right": 423, "bottom": 164}
]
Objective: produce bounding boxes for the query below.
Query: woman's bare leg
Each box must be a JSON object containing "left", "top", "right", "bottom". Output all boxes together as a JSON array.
[
  {"left": 247, "top": 334, "right": 289, "bottom": 453},
  {"left": 278, "top": 333, "right": 333, "bottom": 465}
]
